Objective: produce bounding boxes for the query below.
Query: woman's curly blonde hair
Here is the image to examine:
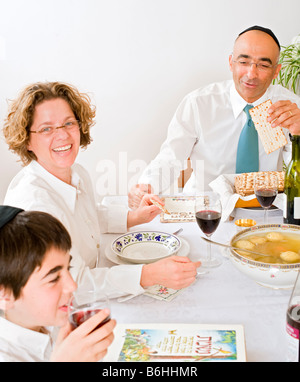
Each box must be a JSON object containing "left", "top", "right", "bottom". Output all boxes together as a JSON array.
[{"left": 2, "top": 82, "right": 96, "bottom": 165}]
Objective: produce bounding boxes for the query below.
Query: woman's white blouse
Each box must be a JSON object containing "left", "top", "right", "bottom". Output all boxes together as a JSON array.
[{"left": 4, "top": 161, "right": 145, "bottom": 299}]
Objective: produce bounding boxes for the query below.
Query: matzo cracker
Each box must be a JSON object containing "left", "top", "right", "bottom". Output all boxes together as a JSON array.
[
  {"left": 234, "top": 171, "right": 284, "bottom": 196},
  {"left": 249, "top": 99, "right": 287, "bottom": 154}
]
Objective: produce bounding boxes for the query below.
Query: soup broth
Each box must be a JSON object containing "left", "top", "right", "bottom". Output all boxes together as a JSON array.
[{"left": 233, "top": 232, "right": 300, "bottom": 264}]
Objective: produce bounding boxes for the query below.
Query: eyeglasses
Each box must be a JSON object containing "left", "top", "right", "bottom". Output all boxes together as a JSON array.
[
  {"left": 232, "top": 59, "right": 276, "bottom": 72},
  {"left": 29, "top": 120, "right": 81, "bottom": 135}
]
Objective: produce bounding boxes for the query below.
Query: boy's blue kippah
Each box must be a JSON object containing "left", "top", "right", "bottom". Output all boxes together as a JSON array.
[{"left": 0, "top": 205, "right": 24, "bottom": 229}]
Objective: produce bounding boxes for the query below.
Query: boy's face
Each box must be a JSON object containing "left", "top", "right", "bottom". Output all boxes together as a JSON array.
[{"left": 6, "top": 247, "right": 77, "bottom": 332}]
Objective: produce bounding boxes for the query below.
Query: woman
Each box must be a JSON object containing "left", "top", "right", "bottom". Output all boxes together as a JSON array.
[{"left": 3, "top": 82, "right": 200, "bottom": 298}]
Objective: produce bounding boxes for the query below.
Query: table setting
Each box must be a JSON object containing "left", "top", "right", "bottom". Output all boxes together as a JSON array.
[{"left": 99, "top": 186, "right": 298, "bottom": 362}]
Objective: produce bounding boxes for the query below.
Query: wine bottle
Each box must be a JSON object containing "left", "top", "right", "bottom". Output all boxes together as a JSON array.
[
  {"left": 286, "top": 271, "right": 300, "bottom": 362},
  {"left": 283, "top": 135, "right": 300, "bottom": 225}
]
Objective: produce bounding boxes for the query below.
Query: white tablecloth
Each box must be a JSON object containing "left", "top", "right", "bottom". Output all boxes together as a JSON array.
[{"left": 99, "top": 201, "right": 291, "bottom": 362}]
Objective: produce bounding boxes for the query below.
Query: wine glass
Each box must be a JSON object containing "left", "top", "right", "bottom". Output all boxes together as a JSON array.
[
  {"left": 254, "top": 173, "right": 278, "bottom": 224},
  {"left": 68, "top": 288, "right": 111, "bottom": 331},
  {"left": 195, "top": 192, "right": 222, "bottom": 268}
]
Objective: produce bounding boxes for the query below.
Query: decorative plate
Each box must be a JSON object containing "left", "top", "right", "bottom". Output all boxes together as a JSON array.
[{"left": 111, "top": 231, "right": 181, "bottom": 264}]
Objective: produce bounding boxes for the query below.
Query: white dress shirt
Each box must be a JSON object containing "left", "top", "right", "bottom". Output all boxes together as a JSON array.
[
  {"left": 0, "top": 316, "right": 53, "bottom": 362},
  {"left": 4, "top": 161, "right": 145, "bottom": 299},
  {"left": 139, "top": 80, "right": 300, "bottom": 193}
]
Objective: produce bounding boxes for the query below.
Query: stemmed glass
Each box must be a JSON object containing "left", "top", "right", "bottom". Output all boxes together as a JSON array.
[
  {"left": 68, "top": 288, "right": 111, "bottom": 331},
  {"left": 254, "top": 173, "right": 278, "bottom": 224},
  {"left": 195, "top": 192, "right": 222, "bottom": 268}
]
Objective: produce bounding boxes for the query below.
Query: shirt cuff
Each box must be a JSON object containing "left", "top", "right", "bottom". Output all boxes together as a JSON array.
[
  {"left": 97, "top": 198, "right": 128, "bottom": 233},
  {"left": 73, "top": 261, "right": 145, "bottom": 299}
]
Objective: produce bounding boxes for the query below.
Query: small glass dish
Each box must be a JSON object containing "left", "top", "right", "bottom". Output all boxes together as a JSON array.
[{"left": 235, "top": 219, "right": 256, "bottom": 231}]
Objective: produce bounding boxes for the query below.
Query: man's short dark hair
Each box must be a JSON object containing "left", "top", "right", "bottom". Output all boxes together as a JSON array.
[{"left": 0, "top": 210, "right": 72, "bottom": 299}]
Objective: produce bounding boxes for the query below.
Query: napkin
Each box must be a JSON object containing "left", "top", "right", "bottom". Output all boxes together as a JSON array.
[
  {"left": 117, "top": 284, "right": 183, "bottom": 302},
  {"left": 209, "top": 174, "right": 284, "bottom": 222},
  {"left": 144, "top": 285, "right": 183, "bottom": 301}
]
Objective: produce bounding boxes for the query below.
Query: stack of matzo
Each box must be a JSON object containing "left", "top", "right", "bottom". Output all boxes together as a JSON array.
[
  {"left": 234, "top": 171, "right": 285, "bottom": 196},
  {"left": 249, "top": 99, "right": 287, "bottom": 154}
]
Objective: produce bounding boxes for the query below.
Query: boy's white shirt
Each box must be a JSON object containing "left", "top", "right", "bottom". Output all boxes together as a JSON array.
[{"left": 0, "top": 316, "right": 53, "bottom": 362}]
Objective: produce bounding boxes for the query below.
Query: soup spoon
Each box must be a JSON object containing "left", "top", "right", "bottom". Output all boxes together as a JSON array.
[{"left": 201, "top": 237, "right": 271, "bottom": 257}]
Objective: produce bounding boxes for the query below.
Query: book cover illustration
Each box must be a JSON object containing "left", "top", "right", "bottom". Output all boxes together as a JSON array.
[{"left": 105, "top": 324, "right": 246, "bottom": 362}]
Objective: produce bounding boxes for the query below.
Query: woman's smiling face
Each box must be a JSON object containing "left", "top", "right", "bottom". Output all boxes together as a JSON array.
[{"left": 27, "top": 98, "right": 81, "bottom": 183}]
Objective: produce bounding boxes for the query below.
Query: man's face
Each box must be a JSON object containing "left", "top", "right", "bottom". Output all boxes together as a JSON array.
[{"left": 229, "top": 30, "right": 281, "bottom": 103}]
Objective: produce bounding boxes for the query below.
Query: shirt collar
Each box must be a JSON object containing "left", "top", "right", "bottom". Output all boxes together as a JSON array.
[
  {"left": 28, "top": 161, "right": 86, "bottom": 213},
  {"left": 0, "top": 316, "right": 52, "bottom": 361},
  {"left": 230, "top": 83, "right": 271, "bottom": 119}
]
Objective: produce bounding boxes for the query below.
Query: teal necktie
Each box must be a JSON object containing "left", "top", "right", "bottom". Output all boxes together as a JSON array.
[{"left": 236, "top": 104, "right": 259, "bottom": 173}]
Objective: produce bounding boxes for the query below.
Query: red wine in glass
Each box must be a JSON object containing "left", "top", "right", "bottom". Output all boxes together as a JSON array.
[
  {"left": 69, "top": 308, "right": 111, "bottom": 331},
  {"left": 254, "top": 173, "right": 278, "bottom": 223},
  {"left": 255, "top": 189, "right": 277, "bottom": 208},
  {"left": 195, "top": 193, "right": 222, "bottom": 268},
  {"left": 195, "top": 210, "right": 221, "bottom": 236}
]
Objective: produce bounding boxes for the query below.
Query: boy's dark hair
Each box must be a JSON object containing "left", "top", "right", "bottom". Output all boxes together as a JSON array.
[{"left": 0, "top": 210, "right": 72, "bottom": 299}]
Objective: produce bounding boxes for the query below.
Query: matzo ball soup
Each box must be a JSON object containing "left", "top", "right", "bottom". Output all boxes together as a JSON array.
[{"left": 233, "top": 232, "right": 300, "bottom": 264}]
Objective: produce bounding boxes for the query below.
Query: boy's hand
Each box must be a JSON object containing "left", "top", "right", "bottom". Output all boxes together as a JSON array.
[{"left": 50, "top": 309, "right": 116, "bottom": 362}]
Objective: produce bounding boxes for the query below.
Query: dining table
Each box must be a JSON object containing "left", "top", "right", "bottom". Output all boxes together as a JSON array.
[{"left": 99, "top": 196, "right": 293, "bottom": 362}]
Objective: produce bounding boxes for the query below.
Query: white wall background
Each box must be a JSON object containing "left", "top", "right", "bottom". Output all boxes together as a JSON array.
[{"left": 0, "top": 0, "right": 299, "bottom": 203}]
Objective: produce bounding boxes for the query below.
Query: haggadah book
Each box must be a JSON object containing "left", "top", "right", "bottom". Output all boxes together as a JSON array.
[{"left": 103, "top": 323, "right": 246, "bottom": 362}]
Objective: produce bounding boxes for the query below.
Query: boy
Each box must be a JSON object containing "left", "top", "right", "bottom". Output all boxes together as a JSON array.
[{"left": 0, "top": 206, "right": 116, "bottom": 362}]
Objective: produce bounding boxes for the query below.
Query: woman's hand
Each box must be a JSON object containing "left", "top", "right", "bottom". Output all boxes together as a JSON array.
[
  {"left": 128, "top": 184, "right": 153, "bottom": 209},
  {"left": 50, "top": 309, "right": 116, "bottom": 362},
  {"left": 141, "top": 255, "right": 201, "bottom": 290},
  {"left": 127, "top": 194, "right": 163, "bottom": 228}
]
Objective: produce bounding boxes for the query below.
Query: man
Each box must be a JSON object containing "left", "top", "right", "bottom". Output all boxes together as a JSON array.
[{"left": 129, "top": 26, "right": 300, "bottom": 208}]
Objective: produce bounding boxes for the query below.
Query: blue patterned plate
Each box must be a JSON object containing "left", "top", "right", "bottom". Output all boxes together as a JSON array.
[{"left": 111, "top": 231, "right": 181, "bottom": 264}]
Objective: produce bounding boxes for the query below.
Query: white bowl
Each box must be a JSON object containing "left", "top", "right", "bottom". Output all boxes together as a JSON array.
[
  {"left": 111, "top": 231, "right": 181, "bottom": 264},
  {"left": 229, "top": 224, "right": 300, "bottom": 289}
]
